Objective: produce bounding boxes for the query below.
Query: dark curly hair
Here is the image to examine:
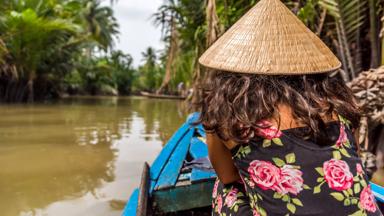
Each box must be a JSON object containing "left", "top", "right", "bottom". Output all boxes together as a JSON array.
[{"left": 196, "top": 71, "right": 361, "bottom": 145}]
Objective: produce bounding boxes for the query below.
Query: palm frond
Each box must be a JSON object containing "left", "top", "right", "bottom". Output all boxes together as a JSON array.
[{"left": 319, "top": 0, "right": 368, "bottom": 80}]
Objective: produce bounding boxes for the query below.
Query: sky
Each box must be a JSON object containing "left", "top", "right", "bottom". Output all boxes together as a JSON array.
[{"left": 107, "top": 0, "right": 165, "bottom": 67}]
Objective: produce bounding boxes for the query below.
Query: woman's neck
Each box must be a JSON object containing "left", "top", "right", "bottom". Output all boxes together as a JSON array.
[{"left": 268, "top": 104, "right": 338, "bottom": 131}]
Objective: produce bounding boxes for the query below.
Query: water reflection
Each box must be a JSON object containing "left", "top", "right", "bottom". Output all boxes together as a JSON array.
[{"left": 0, "top": 96, "right": 186, "bottom": 216}]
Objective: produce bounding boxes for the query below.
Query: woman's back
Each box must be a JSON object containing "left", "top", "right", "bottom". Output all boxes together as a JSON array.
[{"left": 212, "top": 116, "right": 382, "bottom": 216}]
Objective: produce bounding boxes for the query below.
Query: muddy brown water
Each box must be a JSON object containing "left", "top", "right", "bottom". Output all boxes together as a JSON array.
[{"left": 0, "top": 96, "right": 187, "bottom": 216}]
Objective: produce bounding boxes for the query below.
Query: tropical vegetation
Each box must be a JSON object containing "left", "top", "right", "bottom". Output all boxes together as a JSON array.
[
  {"left": 149, "top": 0, "right": 384, "bottom": 97},
  {"left": 0, "top": 0, "right": 384, "bottom": 102},
  {"left": 0, "top": 0, "right": 133, "bottom": 102}
]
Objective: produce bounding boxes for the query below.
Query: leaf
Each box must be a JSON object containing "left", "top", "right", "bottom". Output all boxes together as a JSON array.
[
  {"left": 332, "top": 151, "right": 342, "bottom": 159},
  {"left": 315, "top": 167, "right": 324, "bottom": 176},
  {"left": 347, "top": 188, "right": 353, "bottom": 195},
  {"left": 317, "top": 177, "right": 324, "bottom": 183},
  {"left": 303, "top": 184, "right": 311, "bottom": 189},
  {"left": 273, "top": 192, "right": 283, "bottom": 199},
  {"left": 348, "top": 209, "right": 364, "bottom": 216},
  {"left": 330, "top": 192, "right": 345, "bottom": 201},
  {"left": 344, "top": 199, "right": 351, "bottom": 206},
  {"left": 259, "top": 207, "right": 267, "bottom": 216},
  {"left": 282, "top": 194, "right": 289, "bottom": 202},
  {"left": 287, "top": 203, "right": 296, "bottom": 214},
  {"left": 292, "top": 198, "right": 303, "bottom": 206},
  {"left": 234, "top": 205, "right": 239, "bottom": 212},
  {"left": 285, "top": 153, "right": 296, "bottom": 164},
  {"left": 244, "top": 146, "right": 251, "bottom": 154},
  {"left": 262, "top": 139, "right": 271, "bottom": 148},
  {"left": 272, "top": 157, "right": 285, "bottom": 167},
  {"left": 351, "top": 198, "right": 358, "bottom": 204},
  {"left": 272, "top": 138, "right": 283, "bottom": 146},
  {"left": 340, "top": 148, "right": 351, "bottom": 157},
  {"left": 257, "top": 193, "right": 263, "bottom": 200},
  {"left": 345, "top": 140, "right": 351, "bottom": 148},
  {"left": 354, "top": 183, "right": 361, "bottom": 194},
  {"left": 313, "top": 185, "right": 322, "bottom": 194},
  {"left": 360, "top": 179, "right": 367, "bottom": 187}
]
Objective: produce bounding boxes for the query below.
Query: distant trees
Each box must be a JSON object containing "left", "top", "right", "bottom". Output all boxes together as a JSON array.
[{"left": 0, "top": 0, "right": 136, "bottom": 102}]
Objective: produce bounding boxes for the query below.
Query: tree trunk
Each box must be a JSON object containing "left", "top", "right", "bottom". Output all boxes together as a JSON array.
[
  {"left": 369, "top": 0, "right": 380, "bottom": 68},
  {"left": 27, "top": 72, "right": 35, "bottom": 103},
  {"left": 157, "top": 17, "right": 178, "bottom": 94},
  {"left": 190, "top": 0, "right": 222, "bottom": 109},
  {"left": 381, "top": 13, "right": 384, "bottom": 65}
]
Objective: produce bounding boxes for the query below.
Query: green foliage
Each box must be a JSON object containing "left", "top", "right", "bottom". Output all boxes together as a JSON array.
[
  {"left": 0, "top": 0, "right": 133, "bottom": 102},
  {"left": 135, "top": 47, "right": 164, "bottom": 91}
]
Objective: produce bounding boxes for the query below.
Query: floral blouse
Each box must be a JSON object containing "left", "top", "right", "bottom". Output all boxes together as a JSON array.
[{"left": 212, "top": 116, "right": 383, "bottom": 216}]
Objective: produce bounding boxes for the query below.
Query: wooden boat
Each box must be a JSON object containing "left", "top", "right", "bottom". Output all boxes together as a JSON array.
[
  {"left": 140, "top": 91, "right": 186, "bottom": 100},
  {"left": 122, "top": 113, "right": 384, "bottom": 216}
]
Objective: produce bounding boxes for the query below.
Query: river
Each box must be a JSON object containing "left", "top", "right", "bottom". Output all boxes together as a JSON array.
[{"left": 0, "top": 96, "right": 188, "bottom": 216}]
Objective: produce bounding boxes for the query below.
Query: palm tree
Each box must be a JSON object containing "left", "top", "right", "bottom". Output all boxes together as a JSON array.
[
  {"left": 0, "top": 8, "right": 78, "bottom": 102},
  {"left": 141, "top": 47, "right": 160, "bottom": 90},
  {"left": 153, "top": 0, "right": 180, "bottom": 94},
  {"left": 83, "top": 0, "right": 120, "bottom": 51}
]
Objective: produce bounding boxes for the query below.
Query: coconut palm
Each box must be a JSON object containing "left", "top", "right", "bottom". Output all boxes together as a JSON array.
[
  {"left": 152, "top": 0, "right": 181, "bottom": 94},
  {"left": 0, "top": 8, "right": 79, "bottom": 102},
  {"left": 82, "top": 0, "right": 119, "bottom": 51}
]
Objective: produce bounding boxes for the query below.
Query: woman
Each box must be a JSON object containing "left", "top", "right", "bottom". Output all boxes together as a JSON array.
[{"left": 196, "top": 0, "right": 383, "bottom": 215}]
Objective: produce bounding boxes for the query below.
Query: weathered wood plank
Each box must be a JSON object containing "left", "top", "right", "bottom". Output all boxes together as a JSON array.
[
  {"left": 189, "top": 136, "right": 208, "bottom": 159},
  {"left": 152, "top": 180, "right": 215, "bottom": 213},
  {"left": 154, "top": 129, "right": 194, "bottom": 190},
  {"left": 137, "top": 163, "right": 150, "bottom": 216},
  {"left": 122, "top": 188, "right": 139, "bottom": 216},
  {"left": 150, "top": 123, "right": 190, "bottom": 185},
  {"left": 191, "top": 169, "right": 216, "bottom": 183},
  {"left": 371, "top": 182, "right": 384, "bottom": 203}
]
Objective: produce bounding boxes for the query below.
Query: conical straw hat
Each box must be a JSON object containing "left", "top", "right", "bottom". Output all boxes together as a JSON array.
[{"left": 199, "top": 0, "right": 341, "bottom": 75}]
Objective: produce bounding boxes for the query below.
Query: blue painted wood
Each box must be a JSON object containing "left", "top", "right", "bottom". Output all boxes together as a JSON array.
[
  {"left": 186, "top": 112, "right": 200, "bottom": 125},
  {"left": 122, "top": 188, "right": 139, "bottom": 216},
  {"left": 370, "top": 182, "right": 384, "bottom": 203},
  {"left": 191, "top": 169, "right": 216, "bottom": 183},
  {"left": 155, "top": 129, "right": 194, "bottom": 190},
  {"left": 150, "top": 123, "right": 190, "bottom": 185},
  {"left": 189, "top": 137, "right": 208, "bottom": 159}
]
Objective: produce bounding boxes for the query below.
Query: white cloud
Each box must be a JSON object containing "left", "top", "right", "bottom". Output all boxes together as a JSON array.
[{"left": 107, "top": 0, "right": 165, "bottom": 66}]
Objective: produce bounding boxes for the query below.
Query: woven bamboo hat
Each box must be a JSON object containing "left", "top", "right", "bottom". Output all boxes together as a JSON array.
[{"left": 199, "top": 0, "right": 341, "bottom": 75}]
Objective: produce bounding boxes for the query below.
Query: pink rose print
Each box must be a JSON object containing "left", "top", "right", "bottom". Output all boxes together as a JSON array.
[
  {"left": 225, "top": 188, "right": 238, "bottom": 207},
  {"left": 212, "top": 179, "right": 219, "bottom": 198},
  {"left": 255, "top": 120, "right": 282, "bottom": 139},
  {"left": 216, "top": 196, "right": 223, "bottom": 213},
  {"left": 335, "top": 124, "right": 348, "bottom": 147},
  {"left": 356, "top": 163, "right": 363, "bottom": 175},
  {"left": 253, "top": 209, "right": 261, "bottom": 216},
  {"left": 276, "top": 165, "right": 304, "bottom": 195},
  {"left": 323, "top": 159, "right": 353, "bottom": 191},
  {"left": 248, "top": 160, "right": 281, "bottom": 190},
  {"left": 360, "top": 185, "right": 377, "bottom": 212}
]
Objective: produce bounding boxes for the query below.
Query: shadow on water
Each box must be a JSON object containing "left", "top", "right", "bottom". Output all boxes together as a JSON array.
[{"left": 0, "top": 96, "right": 187, "bottom": 216}]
